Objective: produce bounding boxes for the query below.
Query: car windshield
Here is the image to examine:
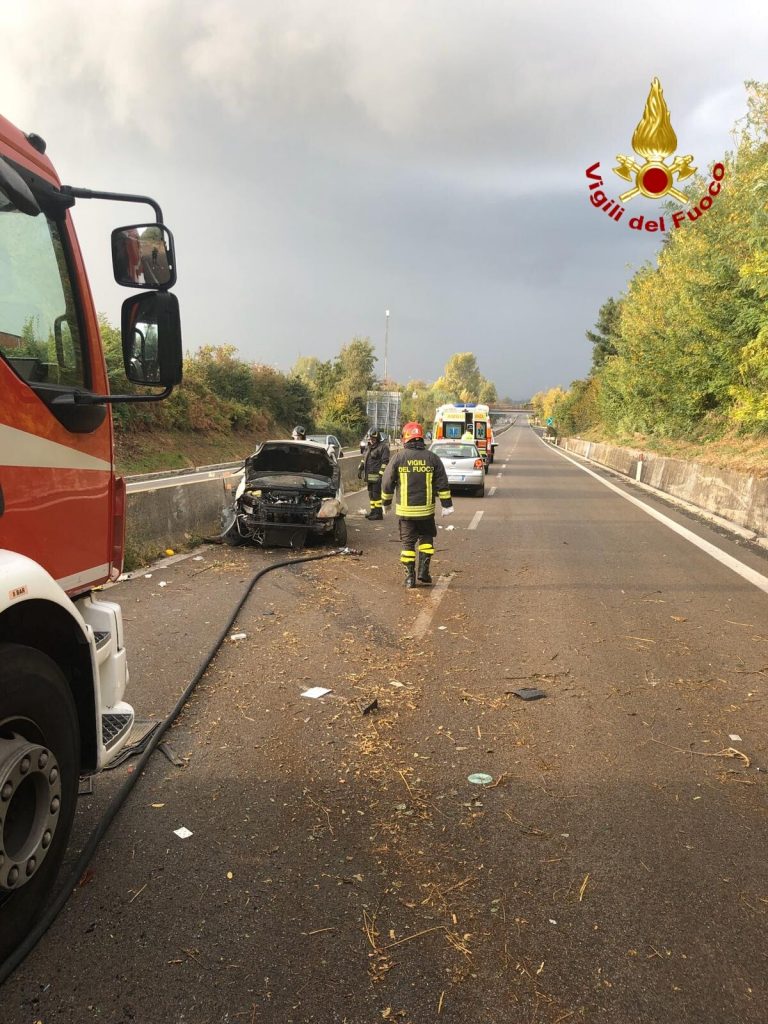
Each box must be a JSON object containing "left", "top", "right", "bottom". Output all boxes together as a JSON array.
[{"left": 432, "top": 443, "right": 478, "bottom": 459}]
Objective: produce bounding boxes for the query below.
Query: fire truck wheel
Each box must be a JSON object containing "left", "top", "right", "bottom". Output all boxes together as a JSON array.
[{"left": 0, "top": 643, "right": 79, "bottom": 963}]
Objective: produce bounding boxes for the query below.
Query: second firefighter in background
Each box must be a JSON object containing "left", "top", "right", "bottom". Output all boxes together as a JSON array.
[
  {"left": 382, "top": 422, "right": 453, "bottom": 588},
  {"left": 358, "top": 430, "right": 390, "bottom": 520}
]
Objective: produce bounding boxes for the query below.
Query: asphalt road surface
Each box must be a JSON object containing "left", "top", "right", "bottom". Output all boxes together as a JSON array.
[{"left": 5, "top": 422, "right": 768, "bottom": 1024}]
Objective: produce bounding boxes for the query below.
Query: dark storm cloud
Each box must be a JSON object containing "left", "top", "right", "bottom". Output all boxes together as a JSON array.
[{"left": 3, "top": 0, "right": 764, "bottom": 395}]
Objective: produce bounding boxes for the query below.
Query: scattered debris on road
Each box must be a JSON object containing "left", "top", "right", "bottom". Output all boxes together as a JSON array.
[
  {"left": 467, "top": 773, "right": 494, "bottom": 785},
  {"left": 173, "top": 827, "right": 193, "bottom": 839},
  {"left": 302, "top": 686, "right": 331, "bottom": 699},
  {"left": 510, "top": 687, "right": 547, "bottom": 701},
  {"left": 159, "top": 741, "right": 186, "bottom": 767}
]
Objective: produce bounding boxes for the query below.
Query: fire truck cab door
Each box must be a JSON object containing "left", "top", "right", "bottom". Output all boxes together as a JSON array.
[{"left": 0, "top": 172, "right": 113, "bottom": 594}]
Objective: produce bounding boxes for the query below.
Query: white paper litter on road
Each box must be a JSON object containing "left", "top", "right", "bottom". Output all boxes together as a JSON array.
[
  {"left": 445, "top": 524, "right": 455, "bottom": 531},
  {"left": 158, "top": 581, "right": 168, "bottom": 588},
  {"left": 437, "top": 626, "right": 448, "bottom": 631},
  {"left": 229, "top": 632, "right": 247, "bottom": 641},
  {"left": 144, "top": 574, "right": 153, "bottom": 579},
  {"left": 174, "top": 827, "right": 193, "bottom": 839},
  {"left": 389, "top": 680, "right": 405, "bottom": 688},
  {"left": 729, "top": 733, "right": 742, "bottom": 742},
  {"left": 302, "top": 687, "right": 331, "bottom": 699},
  {"left": 192, "top": 556, "right": 204, "bottom": 561}
]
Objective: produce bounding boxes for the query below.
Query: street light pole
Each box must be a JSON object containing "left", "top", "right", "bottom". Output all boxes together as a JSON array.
[{"left": 384, "top": 309, "right": 390, "bottom": 383}]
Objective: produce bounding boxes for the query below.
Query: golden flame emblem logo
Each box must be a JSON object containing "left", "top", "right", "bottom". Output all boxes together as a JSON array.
[{"left": 613, "top": 78, "right": 696, "bottom": 202}]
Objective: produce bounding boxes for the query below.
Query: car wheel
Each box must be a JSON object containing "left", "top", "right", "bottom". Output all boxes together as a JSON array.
[
  {"left": 333, "top": 517, "right": 348, "bottom": 546},
  {"left": 221, "top": 507, "right": 245, "bottom": 546},
  {"left": 0, "top": 644, "right": 80, "bottom": 962},
  {"left": 475, "top": 485, "right": 485, "bottom": 497}
]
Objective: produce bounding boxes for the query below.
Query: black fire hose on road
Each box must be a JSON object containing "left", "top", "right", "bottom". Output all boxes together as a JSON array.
[{"left": 0, "top": 546, "right": 361, "bottom": 985}]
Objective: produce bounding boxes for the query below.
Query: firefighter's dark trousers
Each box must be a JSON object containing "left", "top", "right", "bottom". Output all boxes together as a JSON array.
[
  {"left": 398, "top": 515, "right": 436, "bottom": 567},
  {"left": 367, "top": 476, "right": 383, "bottom": 511}
]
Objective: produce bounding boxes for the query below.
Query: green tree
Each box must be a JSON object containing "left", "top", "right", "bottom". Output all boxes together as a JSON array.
[
  {"left": 336, "top": 337, "right": 377, "bottom": 394},
  {"left": 435, "top": 352, "right": 483, "bottom": 402},
  {"left": 586, "top": 296, "right": 622, "bottom": 371}
]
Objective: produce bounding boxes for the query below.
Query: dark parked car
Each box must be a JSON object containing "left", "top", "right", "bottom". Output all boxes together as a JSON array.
[{"left": 221, "top": 441, "right": 347, "bottom": 548}]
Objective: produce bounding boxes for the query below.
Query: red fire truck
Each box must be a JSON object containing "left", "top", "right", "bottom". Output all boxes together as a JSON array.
[{"left": 0, "top": 114, "right": 182, "bottom": 958}]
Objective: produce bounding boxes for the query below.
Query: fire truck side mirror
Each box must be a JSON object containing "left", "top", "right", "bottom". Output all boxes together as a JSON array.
[
  {"left": 121, "top": 291, "right": 182, "bottom": 388},
  {"left": 112, "top": 223, "right": 176, "bottom": 289}
]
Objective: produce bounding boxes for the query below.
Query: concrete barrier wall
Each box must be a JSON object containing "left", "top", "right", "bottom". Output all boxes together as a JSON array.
[
  {"left": 125, "top": 455, "right": 365, "bottom": 561},
  {"left": 557, "top": 436, "right": 768, "bottom": 540}
]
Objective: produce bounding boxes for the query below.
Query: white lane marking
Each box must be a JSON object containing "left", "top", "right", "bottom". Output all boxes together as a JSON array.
[
  {"left": 408, "top": 573, "right": 455, "bottom": 639},
  {"left": 540, "top": 437, "right": 768, "bottom": 596},
  {"left": 489, "top": 486, "right": 497, "bottom": 496},
  {"left": 503, "top": 463, "right": 508, "bottom": 468},
  {"left": 468, "top": 511, "right": 484, "bottom": 531},
  {"left": 496, "top": 472, "right": 503, "bottom": 478}
]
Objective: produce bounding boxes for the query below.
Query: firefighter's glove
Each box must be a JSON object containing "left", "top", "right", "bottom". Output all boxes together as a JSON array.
[
  {"left": 441, "top": 506, "right": 455, "bottom": 517},
  {"left": 357, "top": 463, "right": 365, "bottom": 480}
]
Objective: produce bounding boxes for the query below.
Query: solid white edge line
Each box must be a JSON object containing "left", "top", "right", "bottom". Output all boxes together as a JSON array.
[
  {"left": 408, "top": 573, "right": 455, "bottom": 639},
  {"left": 468, "top": 511, "right": 484, "bottom": 531},
  {"left": 536, "top": 433, "right": 768, "bottom": 596}
]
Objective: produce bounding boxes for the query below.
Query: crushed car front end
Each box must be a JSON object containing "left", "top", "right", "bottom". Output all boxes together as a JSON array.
[{"left": 222, "top": 442, "right": 347, "bottom": 548}]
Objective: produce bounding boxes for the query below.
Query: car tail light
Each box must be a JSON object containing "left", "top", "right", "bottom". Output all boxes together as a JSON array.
[{"left": 474, "top": 458, "right": 483, "bottom": 469}]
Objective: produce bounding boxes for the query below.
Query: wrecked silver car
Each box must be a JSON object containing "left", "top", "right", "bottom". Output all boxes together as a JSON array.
[{"left": 221, "top": 440, "right": 348, "bottom": 548}]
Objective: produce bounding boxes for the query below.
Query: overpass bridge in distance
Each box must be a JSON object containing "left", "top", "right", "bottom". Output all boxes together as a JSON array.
[{"left": 489, "top": 405, "right": 531, "bottom": 415}]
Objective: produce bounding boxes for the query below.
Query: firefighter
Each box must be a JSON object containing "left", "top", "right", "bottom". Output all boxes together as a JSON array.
[
  {"left": 381, "top": 422, "right": 453, "bottom": 588},
  {"left": 357, "top": 429, "right": 390, "bottom": 520}
]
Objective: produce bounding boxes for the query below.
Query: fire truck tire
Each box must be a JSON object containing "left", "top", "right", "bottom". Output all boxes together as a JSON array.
[{"left": 0, "top": 643, "right": 79, "bottom": 962}]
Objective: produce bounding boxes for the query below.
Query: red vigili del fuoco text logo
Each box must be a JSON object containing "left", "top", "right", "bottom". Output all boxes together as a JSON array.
[{"left": 585, "top": 77, "right": 725, "bottom": 233}]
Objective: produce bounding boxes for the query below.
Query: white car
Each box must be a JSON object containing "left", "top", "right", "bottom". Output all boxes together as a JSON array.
[
  {"left": 307, "top": 433, "right": 342, "bottom": 461},
  {"left": 430, "top": 440, "right": 485, "bottom": 497}
]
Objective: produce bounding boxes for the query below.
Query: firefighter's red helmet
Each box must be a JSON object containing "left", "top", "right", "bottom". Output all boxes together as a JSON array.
[{"left": 401, "top": 421, "right": 424, "bottom": 442}]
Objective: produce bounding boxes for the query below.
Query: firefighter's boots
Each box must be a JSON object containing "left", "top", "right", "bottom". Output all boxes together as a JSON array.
[
  {"left": 417, "top": 553, "right": 432, "bottom": 584},
  {"left": 404, "top": 564, "right": 416, "bottom": 589}
]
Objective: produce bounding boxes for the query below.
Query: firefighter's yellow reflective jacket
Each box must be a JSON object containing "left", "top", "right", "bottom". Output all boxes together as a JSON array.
[{"left": 381, "top": 441, "right": 452, "bottom": 518}]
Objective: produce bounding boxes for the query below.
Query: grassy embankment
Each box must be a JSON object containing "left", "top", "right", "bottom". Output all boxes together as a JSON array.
[
  {"left": 575, "top": 429, "right": 768, "bottom": 479},
  {"left": 114, "top": 425, "right": 281, "bottom": 476}
]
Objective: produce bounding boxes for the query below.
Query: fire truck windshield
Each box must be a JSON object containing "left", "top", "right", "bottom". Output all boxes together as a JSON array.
[{"left": 0, "top": 198, "right": 86, "bottom": 390}]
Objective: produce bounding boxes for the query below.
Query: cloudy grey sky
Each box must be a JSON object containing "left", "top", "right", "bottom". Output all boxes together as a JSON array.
[{"left": 3, "top": 1, "right": 766, "bottom": 397}]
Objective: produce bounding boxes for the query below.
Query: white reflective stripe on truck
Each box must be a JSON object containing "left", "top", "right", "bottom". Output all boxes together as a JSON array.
[
  {"left": 0, "top": 423, "right": 112, "bottom": 472},
  {"left": 55, "top": 564, "right": 111, "bottom": 591}
]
